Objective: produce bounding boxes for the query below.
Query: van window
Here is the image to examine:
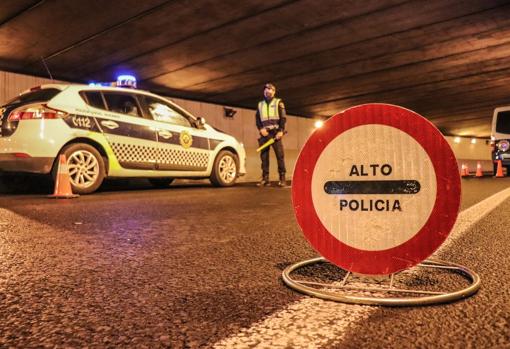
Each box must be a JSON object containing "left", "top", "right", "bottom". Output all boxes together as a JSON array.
[{"left": 496, "top": 111, "right": 510, "bottom": 134}]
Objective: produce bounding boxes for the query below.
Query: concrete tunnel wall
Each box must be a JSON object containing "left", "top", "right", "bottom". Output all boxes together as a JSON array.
[{"left": 0, "top": 70, "right": 493, "bottom": 182}]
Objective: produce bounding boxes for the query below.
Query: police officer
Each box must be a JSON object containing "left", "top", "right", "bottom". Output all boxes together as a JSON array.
[{"left": 256, "top": 83, "right": 287, "bottom": 187}]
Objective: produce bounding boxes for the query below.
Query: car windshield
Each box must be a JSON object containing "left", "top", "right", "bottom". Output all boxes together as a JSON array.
[{"left": 4, "top": 88, "right": 61, "bottom": 106}]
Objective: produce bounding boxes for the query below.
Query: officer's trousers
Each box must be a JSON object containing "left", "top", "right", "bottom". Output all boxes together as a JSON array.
[{"left": 258, "top": 133, "right": 286, "bottom": 178}]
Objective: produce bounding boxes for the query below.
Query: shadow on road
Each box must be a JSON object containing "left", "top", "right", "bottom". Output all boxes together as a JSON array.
[{"left": 0, "top": 174, "right": 245, "bottom": 196}]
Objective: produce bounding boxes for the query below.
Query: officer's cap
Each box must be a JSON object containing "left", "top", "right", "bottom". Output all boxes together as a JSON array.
[{"left": 264, "top": 83, "right": 276, "bottom": 91}]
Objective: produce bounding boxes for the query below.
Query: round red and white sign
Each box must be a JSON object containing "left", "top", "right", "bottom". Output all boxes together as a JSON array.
[{"left": 292, "top": 104, "right": 461, "bottom": 275}]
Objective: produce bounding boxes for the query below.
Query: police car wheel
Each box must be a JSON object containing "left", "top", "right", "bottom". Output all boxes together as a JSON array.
[
  {"left": 149, "top": 178, "right": 174, "bottom": 188},
  {"left": 53, "top": 143, "right": 105, "bottom": 194},
  {"left": 210, "top": 150, "right": 238, "bottom": 187}
]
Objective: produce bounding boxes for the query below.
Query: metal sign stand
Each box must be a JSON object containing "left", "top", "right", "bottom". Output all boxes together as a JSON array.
[
  {"left": 282, "top": 257, "right": 480, "bottom": 306},
  {"left": 287, "top": 104, "right": 479, "bottom": 306}
]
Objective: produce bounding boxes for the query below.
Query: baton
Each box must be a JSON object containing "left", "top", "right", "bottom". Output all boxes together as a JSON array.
[
  {"left": 256, "top": 138, "right": 275, "bottom": 152},
  {"left": 256, "top": 130, "right": 287, "bottom": 152}
]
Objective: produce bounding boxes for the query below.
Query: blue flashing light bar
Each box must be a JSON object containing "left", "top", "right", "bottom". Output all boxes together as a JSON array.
[
  {"left": 88, "top": 82, "right": 115, "bottom": 87},
  {"left": 87, "top": 75, "right": 137, "bottom": 89},
  {"left": 116, "top": 75, "right": 137, "bottom": 88}
]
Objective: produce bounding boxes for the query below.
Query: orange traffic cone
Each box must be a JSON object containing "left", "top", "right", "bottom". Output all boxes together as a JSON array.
[
  {"left": 495, "top": 160, "right": 505, "bottom": 178},
  {"left": 460, "top": 164, "right": 469, "bottom": 177},
  {"left": 475, "top": 162, "right": 483, "bottom": 177},
  {"left": 48, "top": 154, "right": 79, "bottom": 198}
]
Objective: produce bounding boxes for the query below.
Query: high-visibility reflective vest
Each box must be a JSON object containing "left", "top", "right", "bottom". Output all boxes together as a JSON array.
[{"left": 258, "top": 98, "right": 281, "bottom": 128}]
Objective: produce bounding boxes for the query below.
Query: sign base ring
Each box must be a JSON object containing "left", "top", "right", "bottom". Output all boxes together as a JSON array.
[{"left": 282, "top": 257, "right": 480, "bottom": 307}]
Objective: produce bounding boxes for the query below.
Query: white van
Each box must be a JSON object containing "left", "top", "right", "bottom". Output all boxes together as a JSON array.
[{"left": 491, "top": 106, "right": 510, "bottom": 175}]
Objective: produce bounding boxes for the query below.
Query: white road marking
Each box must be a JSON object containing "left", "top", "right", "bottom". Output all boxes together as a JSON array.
[
  {"left": 437, "top": 187, "right": 510, "bottom": 251},
  {"left": 213, "top": 187, "right": 510, "bottom": 349}
]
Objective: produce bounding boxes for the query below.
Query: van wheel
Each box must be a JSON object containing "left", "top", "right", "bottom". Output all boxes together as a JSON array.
[
  {"left": 210, "top": 150, "right": 238, "bottom": 187},
  {"left": 149, "top": 178, "right": 174, "bottom": 188},
  {"left": 53, "top": 143, "right": 105, "bottom": 194}
]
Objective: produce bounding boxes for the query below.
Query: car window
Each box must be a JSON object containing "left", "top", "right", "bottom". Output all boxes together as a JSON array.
[
  {"left": 143, "top": 96, "right": 191, "bottom": 127},
  {"left": 103, "top": 93, "right": 142, "bottom": 118},
  {"left": 81, "top": 91, "right": 106, "bottom": 109},
  {"left": 5, "top": 88, "right": 61, "bottom": 106}
]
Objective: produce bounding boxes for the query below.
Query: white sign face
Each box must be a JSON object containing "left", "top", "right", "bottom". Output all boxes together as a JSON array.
[
  {"left": 311, "top": 125, "right": 437, "bottom": 251},
  {"left": 292, "top": 104, "right": 461, "bottom": 275}
]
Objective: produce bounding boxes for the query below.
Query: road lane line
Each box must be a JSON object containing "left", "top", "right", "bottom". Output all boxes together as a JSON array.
[
  {"left": 437, "top": 187, "right": 510, "bottom": 252},
  {"left": 213, "top": 187, "right": 510, "bottom": 349}
]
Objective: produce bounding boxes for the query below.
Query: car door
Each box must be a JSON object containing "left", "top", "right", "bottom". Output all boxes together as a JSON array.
[
  {"left": 140, "top": 95, "right": 212, "bottom": 172},
  {"left": 96, "top": 91, "right": 159, "bottom": 170}
]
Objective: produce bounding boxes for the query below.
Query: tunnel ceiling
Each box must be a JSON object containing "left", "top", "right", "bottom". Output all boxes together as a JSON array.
[{"left": 2, "top": 0, "right": 510, "bottom": 137}]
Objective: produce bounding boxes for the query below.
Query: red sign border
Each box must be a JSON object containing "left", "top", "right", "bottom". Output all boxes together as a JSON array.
[{"left": 292, "top": 104, "right": 461, "bottom": 275}]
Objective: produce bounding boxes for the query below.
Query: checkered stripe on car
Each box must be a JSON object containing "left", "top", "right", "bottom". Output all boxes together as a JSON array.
[
  {"left": 111, "top": 142, "right": 209, "bottom": 168},
  {"left": 159, "top": 147, "right": 209, "bottom": 168},
  {"left": 111, "top": 143, "right": 158, "bottom": 163}
]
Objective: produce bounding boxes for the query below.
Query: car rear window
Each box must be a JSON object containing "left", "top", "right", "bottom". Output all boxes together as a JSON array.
[
  {"left": 496, "top": 111, "right": 510, "bottom": 134},
  {"left": 4, "top": 88, "right": 61, "bottom": 106}
]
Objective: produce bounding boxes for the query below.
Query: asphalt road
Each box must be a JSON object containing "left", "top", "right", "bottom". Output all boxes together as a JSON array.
[{"left": 0, "top": 176, "right": 509, "bottom": 348}]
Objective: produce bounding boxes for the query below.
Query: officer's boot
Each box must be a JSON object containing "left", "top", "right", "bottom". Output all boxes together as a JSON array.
[
  {"left": 257, "top": 175, "right": 270, "bottom": 187},
  {"left": 278, "top": 174, "right": 286, "bottom": 187}
]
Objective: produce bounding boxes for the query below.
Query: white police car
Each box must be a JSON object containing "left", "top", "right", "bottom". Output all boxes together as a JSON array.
[{"left": 0, "top": 79, "right": 246, "bottom": 194}]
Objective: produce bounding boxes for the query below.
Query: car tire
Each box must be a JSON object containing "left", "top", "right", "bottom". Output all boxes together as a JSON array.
[
  {"left": 210, "top": 150, "right": 238, "bottom": 187},
  {"left": 53, "top": 143, "right": 105, "bottom": 194},
  {"left": 149, "top": 178, "right": 174, "bottom": 188}
]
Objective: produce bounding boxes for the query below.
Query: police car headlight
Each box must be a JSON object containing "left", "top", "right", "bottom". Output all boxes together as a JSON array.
[{"left": 498, "top": 140, "right": 510, "bottom": 152}]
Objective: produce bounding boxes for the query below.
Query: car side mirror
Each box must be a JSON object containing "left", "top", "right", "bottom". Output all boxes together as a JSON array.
[{"left": 197, "top": 117, "right": 206, "bottom": 127}]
